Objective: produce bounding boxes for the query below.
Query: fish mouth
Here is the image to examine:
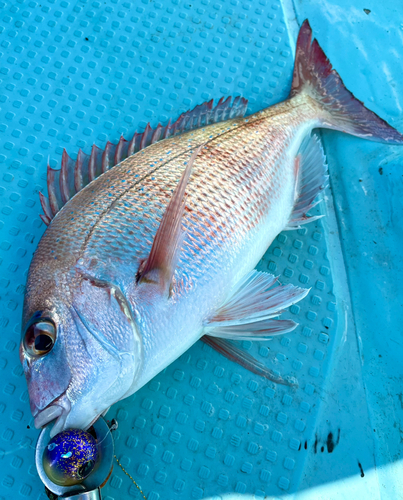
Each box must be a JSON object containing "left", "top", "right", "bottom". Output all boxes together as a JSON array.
[
  {"left": 34, "top": 398, "right": 102, "bottom": 438},
  {"left": 34, "top": 398, "right": 71, "bottom": 437}
]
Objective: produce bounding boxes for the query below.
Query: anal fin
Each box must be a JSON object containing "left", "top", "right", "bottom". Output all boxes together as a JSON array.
[
  {"left": 286, "top": 133, "right": 328, "bottom": 230},
  {"left": 201, "top": 336, "right": 296, "bottom": 386},
  {"left": 205, "top": 318, "right": 298, "bottom": 341}
]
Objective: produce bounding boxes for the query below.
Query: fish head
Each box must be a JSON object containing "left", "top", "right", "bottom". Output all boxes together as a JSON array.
[{"left": 21, "top": 271, "right": 143, "bottom": 437}]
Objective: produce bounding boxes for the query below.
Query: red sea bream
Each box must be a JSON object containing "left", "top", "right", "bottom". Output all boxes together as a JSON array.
[{"left": 20, "top": 21, "right": 403, "bottom": 436}]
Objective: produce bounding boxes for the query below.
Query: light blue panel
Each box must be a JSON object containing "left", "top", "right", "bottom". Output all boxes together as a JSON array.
[
  {"left": 0, "top": 0, "right": 400, "bottom": 499},
  {"left": 289, "top": 1, "right": 403, "bottom": 498}
]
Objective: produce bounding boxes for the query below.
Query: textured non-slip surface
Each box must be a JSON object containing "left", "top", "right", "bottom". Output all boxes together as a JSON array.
[
  {"left": 290, "top": 2, "right": 403, "bottom": 498},
  {"left": 0, "top": 0, "right": 402, "bottom": 499},
  {"left": 107, "top": 217, "right": 337, "bottom": 500}
]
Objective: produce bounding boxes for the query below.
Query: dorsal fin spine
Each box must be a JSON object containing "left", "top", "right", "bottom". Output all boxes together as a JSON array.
[
  {"left": 114, "top": 136, "right": 125, "bottom": 165},
  {"left": 39, "top": 96, "right": 248, "bottom": 225},
  {"left": 47, "top": 164, "right": 60, "bottom": 216},
  {"left": 102, "top": 141, "right": 113, "bottom": 173},
  {"left": 74, "top": 149, "right": 84, "bottom": 193},
  {"left": 60, "top": 149, "right": 72, "bottom": 204},
  {"left": 162, "top": 119, "right": 172, "bottom": 140},
  {"left": 128, "top": 131, "right": 138, "bottom": 156},
  {"left": 39, "top": 191, "right": 52, "bottom": 225},
  {"left": 88, "top": 144, "right": 98, "bottom": 182},
  {"left": 140, "top": 123, "right": 151, "bottom": 150},
  {"left": 151, "top": 123, "right": 162, "bottom": 144}
]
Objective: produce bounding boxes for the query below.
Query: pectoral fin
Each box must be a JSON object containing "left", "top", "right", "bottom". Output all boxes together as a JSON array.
[
  {"left": 204, "top": 270, "right": 309, "bottom": 332},
  {"left": 137, "top": 146, "right": 203, "bottom": 295},
  {"left": 204, "top": 318, "right": 298, "bottom": 341}
]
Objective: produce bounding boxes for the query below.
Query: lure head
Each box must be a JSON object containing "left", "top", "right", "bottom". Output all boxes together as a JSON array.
[{"left": 21, "top": 268, "right": 142, "bottom": 437}]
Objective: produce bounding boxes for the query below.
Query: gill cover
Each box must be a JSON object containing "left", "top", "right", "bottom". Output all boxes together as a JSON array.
[
  {"left": 65, "top": 273, "right": 143, "bottom": 431},
  {"left": 21, "top": 272, "right": 143, "bottom": 436}
]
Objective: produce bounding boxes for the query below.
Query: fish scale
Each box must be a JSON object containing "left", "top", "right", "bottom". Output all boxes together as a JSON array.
[
  {"left": 78, "top": 111, "right": 298, "bottom": 291},
  {"left": 28, "top": 101, "right": 305, "bottom": 303},
  {"left": 57, "top": 107, "right": 307, "bottom": 397}
]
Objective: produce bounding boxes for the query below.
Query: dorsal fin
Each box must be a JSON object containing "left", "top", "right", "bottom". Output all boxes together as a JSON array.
[
  {"left": 137, "top": 146, "right": 203, "bottom": 296},
  {"left": 39, "top": 96, "right": 248, "bottom": 226},
  {"left": 285, "top": 133, "right": 328, "bottom": 230}
]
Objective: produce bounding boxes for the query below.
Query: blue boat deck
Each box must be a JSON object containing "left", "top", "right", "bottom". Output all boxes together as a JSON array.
[{"left": 0, "top": 0, "right": 402, "bottom": 498}]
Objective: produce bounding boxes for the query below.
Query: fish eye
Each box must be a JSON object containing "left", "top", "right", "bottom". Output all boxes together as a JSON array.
[{"left": 24, "top": 320, "right": 56, "bottom": 357}]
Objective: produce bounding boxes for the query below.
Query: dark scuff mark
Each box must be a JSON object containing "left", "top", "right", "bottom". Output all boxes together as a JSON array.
[
  {"left": 363, "top": 8, "right": 371, "bottom": 14},
  {"left": 379, "top": 167, "right": 383, "bottom": 175},
  {"left": 314, "top": 428, "right": 341, "bottom": 454},
  {"left": 298, "top": 442, "right": 301, "bottom": 451},
  {"left": 304, "top": 440, "right": 307, "bottom": 450},
  {"left": 326, "top": 429, "right": 340, "bottom": 453},
  {"left": 326, "top": 432, "right": 335, "bottom": 452},
  {"left": 358, "top": 461, "right": 365, "bottom": 477}
]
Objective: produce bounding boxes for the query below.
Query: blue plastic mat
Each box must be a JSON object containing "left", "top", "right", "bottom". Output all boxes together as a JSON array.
[{"left": 0, "top": 0, "right": 402, "bottom": 499}]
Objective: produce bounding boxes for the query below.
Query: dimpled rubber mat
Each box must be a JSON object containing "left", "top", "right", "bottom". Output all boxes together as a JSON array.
[
  {"left": 0, "top": 0, "right": 359, "bottom": 498},
  {"left": 109, "top": 213, "right": 338, "bottom": 500}
]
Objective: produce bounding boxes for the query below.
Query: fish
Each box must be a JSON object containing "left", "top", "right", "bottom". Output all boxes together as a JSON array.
[{"left": 20, "top": 20, "right": 403, "bottom": 437}]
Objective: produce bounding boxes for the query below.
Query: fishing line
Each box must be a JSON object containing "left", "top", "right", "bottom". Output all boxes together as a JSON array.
[{"left": 101, "top": 420, "right": 147, "bottom": 499}]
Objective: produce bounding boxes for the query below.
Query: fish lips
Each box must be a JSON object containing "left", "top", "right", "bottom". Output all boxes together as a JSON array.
[{"left": 33, "top": 396, "right": 71, "bottom": 437}]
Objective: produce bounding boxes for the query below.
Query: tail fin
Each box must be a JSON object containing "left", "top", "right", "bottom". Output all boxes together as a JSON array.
[{"left": 292, "top": 20, "right": 403, "bottom": 145}]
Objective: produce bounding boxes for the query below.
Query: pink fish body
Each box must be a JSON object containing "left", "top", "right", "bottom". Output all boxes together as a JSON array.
[{"left": 20, "top": 21, "right": 403, "bottom": 436}]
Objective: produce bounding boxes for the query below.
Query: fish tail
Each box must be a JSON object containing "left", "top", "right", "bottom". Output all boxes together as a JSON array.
[{"left": 291, "top": 20, "right": 403, "bottom": 145}]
